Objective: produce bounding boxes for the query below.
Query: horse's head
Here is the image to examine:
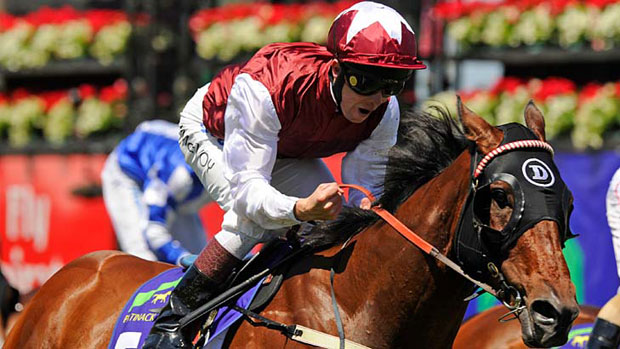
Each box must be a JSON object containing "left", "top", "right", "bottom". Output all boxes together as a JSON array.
[{"left": 457, "top": 99, "right": 579, "bottom": 347}]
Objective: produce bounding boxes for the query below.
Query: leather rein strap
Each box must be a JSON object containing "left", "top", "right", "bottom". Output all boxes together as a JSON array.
[{"left": 339, "top": 184, "right": 499, "bottom": 297}]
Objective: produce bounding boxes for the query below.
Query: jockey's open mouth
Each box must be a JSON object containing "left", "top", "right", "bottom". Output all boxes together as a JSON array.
[{"left": 358, "top": 107, "right": 371, "bottom": 115}]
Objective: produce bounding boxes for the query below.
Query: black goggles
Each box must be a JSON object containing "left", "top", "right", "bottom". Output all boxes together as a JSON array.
[{"left": 341, "top": 63, "right": 412, "bottom": 97}]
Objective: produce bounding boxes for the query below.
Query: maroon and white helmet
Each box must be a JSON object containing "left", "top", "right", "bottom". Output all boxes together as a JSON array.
[{"left": 327, "top": 1, "right": 426, "bottom": 70}]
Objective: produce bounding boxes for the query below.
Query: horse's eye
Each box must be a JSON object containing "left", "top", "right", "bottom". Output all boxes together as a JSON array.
[{"left": 491, "top": 189, "right": 510, "bottom": 209}]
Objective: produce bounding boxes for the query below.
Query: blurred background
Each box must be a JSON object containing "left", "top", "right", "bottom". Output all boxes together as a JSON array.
[{"left": 0, "top": 0, "right": 619, "bottom": 324}]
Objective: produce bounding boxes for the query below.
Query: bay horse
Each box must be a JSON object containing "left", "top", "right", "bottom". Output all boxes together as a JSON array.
[
  {"left": 5, "top": 100, "right": 579, "bottom": 348},
  {"left": 453, "top": 304, "right": 600, "bottom": 349}
]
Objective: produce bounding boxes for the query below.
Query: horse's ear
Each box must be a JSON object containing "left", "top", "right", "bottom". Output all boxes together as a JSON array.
[
  {"left": 524, "top": 100, "right": 546, "bottom": 141},
  {"left": 457, "top": 96, "right": 503, "bottom": 154}
]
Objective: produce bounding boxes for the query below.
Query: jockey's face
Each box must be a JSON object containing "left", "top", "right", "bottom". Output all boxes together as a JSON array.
[
  {"left": 341, "top": 80, "right": 389, "bottom": 123},
  {"left": 331, "top": 61, "right": 390, "bottom": 124}
]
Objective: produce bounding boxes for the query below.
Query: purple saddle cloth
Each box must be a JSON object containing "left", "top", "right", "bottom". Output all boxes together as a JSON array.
[{"left": 107, "top": 267, "right": 263, "bottom": 349}]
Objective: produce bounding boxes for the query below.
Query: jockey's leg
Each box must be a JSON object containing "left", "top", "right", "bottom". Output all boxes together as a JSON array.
[
  {"left": 143, "top": 230, "right": 259, "bottom": 348},
  {"left": 588, "top": 294, "right": 620, "bottom": 349}
]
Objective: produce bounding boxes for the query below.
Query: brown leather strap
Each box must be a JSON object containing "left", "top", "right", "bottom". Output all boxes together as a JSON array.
[
  {"left": 339, "top": 183, "right": 433, "bottom": 254},
  {"left": 339, "top": 183, "right": 498, "bottom": 297}
]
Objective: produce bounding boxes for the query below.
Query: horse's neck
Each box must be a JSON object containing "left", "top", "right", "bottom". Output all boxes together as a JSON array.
[
  {"left": 338, "top": 150, "right": 475, "bottom": 347},
  {"left": 398, "top": 150, "right": 473, "bottom": 253}
]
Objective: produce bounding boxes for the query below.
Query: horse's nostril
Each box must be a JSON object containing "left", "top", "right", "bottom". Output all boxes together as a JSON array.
[
  {"left": 531, "top": 300, "right": 559, "bottom": 325},
  {"left": 569, "top": 306, "right": 580, "bottom": 322}
]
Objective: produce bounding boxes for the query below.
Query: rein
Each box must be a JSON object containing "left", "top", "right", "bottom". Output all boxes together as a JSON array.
[{"left": 340, "top": 184, "right": 501, "bottom": 297}]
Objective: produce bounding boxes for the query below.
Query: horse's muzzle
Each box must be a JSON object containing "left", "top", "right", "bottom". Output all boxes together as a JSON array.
[{"left": 521, "top": 297, "right": 580, "bottom": 347}]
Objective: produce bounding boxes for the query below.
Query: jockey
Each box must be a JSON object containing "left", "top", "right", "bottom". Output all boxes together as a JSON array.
[
  {"left": 596, "top": 168, "right": 620, "bottom": 348},
  {"left": 607, "top": 168, "right": 620, "bottom": 291},
  {"left": 144, "top": 2, "right": 426, "bottom": 347},
  {"left": 101, "top": 120, "right": 212, "bottom": 265}
]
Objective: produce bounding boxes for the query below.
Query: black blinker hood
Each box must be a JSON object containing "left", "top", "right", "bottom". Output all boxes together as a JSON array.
[{"left": 454, "top": 123, "right": 576, "bottom": 283}]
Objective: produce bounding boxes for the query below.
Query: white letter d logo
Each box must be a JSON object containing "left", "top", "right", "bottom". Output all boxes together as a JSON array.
[{"left": 522, "top": 158, "right": 555, "bottom": 187}]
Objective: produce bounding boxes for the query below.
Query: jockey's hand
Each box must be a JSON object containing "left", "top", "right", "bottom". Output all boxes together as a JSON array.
[
  {"left": 294, "top": 182, "right": 344, "bottom": 221},
  {"left": 360, "top": 197, "right": 371, "bottom": 210}
]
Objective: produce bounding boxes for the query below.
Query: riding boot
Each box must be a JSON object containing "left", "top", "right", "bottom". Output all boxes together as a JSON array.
[
  {"left": 143, "top": 239, "right": 241, "bottom": 349},
  {"left": 587, "top": 318, "right": 620, "bottom": 349}
]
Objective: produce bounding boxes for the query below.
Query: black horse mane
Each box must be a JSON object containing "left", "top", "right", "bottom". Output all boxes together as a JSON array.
[{"left": 299, "top": 107, "right": 468, "bottom": 247}]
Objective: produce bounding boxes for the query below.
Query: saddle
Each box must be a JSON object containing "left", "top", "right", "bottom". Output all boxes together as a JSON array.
[{"left": 180, "top": 230, "right": 310, "bottom": 314}]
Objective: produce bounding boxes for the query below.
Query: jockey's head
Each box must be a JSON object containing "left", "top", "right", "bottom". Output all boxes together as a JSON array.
[{"left": 326, "top": 1, "right": 426, "bottom": 123}]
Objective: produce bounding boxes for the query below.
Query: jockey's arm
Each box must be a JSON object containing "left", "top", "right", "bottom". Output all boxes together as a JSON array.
[
  {"left": 342, "top": 97, "right": 400, "bottom": 207},
  {"left": 223, "top": 74, "right": 302, "bottom": 229},
  {"left": 142, "top": 166, "right": 193, "bottom": 265}
]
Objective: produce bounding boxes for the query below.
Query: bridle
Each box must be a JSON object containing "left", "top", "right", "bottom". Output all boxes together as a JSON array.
[
  {"left": 457, "top": 139, "right": 556, "bottom": 319},
  {"left": 455, "top": 123, "right": 574, "bottom": 296}
]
